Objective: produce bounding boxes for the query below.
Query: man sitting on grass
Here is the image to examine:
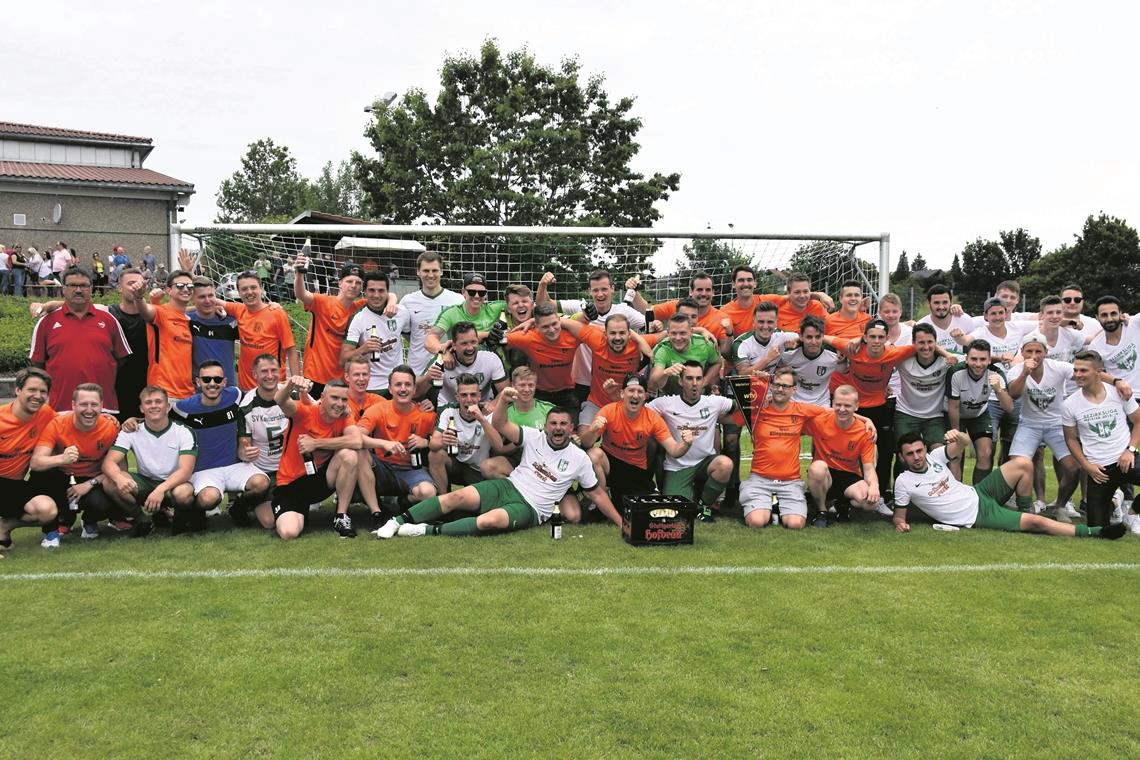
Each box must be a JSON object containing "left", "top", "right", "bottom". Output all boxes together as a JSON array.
[
  {"left": 374, "top": 388, "right": 620, "bottom": 537},
  {"left": 892, "top": 430, "right": 1126, "bottom": 539}
]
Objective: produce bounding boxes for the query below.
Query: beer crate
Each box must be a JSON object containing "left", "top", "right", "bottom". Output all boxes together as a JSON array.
[{"left": 621, "top": 494, "right": 697, "bottom": 546}]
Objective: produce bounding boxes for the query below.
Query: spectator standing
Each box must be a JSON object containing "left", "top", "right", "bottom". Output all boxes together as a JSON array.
[
  {"left": 141, "top": 246, "right": 156, "bottom": 273},
  {"left": 51, "top": 242, "right": 74, "bottom": 278},
  {"left": 26, "top": 247, "right": 42, "bottom": 288},
  {"left": 91, "top": 253, "right": 106, "bottom": 292},
  {"left": 10, "top": 244, "right": 27, "bottom": 296},
  {"left": 0, "top": 245, "right": 10, "bottom": 295}
]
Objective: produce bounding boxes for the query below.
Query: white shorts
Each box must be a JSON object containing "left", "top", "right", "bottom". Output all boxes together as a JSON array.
[
  {"left": 1009, "top": 419, "right": 1071, "bottom": 460},
  {"left": 739, "top": 473, "right": 808, "bottom": 518},
  {"left": 191, "top": 462, "right": 267, "bottom": 495},
  {"left": 578, "top": 400, "right": 602, "bottom": 427}
]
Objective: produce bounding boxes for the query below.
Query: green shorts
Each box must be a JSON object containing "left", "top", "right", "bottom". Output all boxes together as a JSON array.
[
  {"left": 131, "top": 473, "right": 172, "bottom": 505},
  {"left": 960, "top": 414, "right": 993, "bottom": 441},
  {"left": 472, "top": 479, "right": 539, "bottom": 529},
  {"left": 662, "top": 455, "right": 717, "bottom": 499},
  {"left": 972, "top": 468, "right": 1023, "bottom": 531},
  {"left": 894, "top": 411, "right": 947, "bottom": 448}
]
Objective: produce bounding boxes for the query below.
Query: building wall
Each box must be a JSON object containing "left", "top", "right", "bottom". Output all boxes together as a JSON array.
[{"left": 0, "top": 188, "right": 174, "bottom": 265}]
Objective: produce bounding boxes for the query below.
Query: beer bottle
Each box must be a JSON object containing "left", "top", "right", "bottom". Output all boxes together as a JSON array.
[
  {"left": 432, "top": 353, "right": 445, "bottom": 388},
  {"left": 550, "top": 502, "right": 563, "bottom": 539},
  {"left": 497, "top": 314, "right": 509, "bottom": 345},
  {"left": 302, "top": 451, "right": 316, "bottom": 476},
  {"left": 445, "top": 415, "right": 459, "bottom": 456},
  {"left": 623, "top": 275, "right": 641, "bottom": 305},
  {"left": 769, "top": 492, "right": 781, "bottom": 526},
  {"left": 67, "top": 474, "right": 79, "bottom": 513},
  {"left": 408, "top": 442, "right": 424, "bottom": 468},
  {"left": 296, "top": 237, "right": 312, "bottom": 272},
  {"left": 369, "top": 325, "right": 380, "bottom": 361}
]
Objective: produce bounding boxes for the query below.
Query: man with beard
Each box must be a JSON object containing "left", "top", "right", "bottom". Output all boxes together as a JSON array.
[
  {"left": 375, "top": 396, "right": 619, "bottom": 537},
  {"left": 945, "top": 339, "right": 1013, "bottom": 483},
  {"left": 805, "top": 384, "right": 880, "bottom": 525},
  {"left": 559, "top": 313, "right": 656, "bottom": 436},
  {"left": 400, "top": 251, "right": 464, "bottom": 374},
  {"left": 759, "top": 316, "right": 847, "bottom": 408},
  {"left": 235, "top": 354, "right": 292, "bottom": 529},
  {"left": 1088, "top": 296, "right": 1140, "bottom": 397},
  {"left": 0, "top": 369, "right": 62, "bottom": 553},
  {"left": 480, "top": 367, "right": 553, "bottom": 479},
  {"left": 294, "top": 252, "right": 366, "bottom": 398},
  {"left": 341, "top": 271, "right": 412, "bottom": 393},
  {"left": 417, "top": 321, "right": 507, "bottom": 404},
  {"left": 916, "top": 285, "right": 974, "bottom": 355},
  {"left": 732, "top": 300, "right": 797, "bottom": 375},
  {"left": 581, "top": 374, "right": 693, "bottom": 508}
]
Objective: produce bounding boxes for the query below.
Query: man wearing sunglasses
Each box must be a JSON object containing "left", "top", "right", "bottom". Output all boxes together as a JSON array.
[
  {"left": 1060, "top": 285, "right": 1101, "bottom": 339},
  {"left": 170, "top": 360, "right": 270, "bottom": 533},
  {"left": 424, "top": 273, "right": 508, "bottom": 356},
  {"left": 137, "top": 269, "right": 197, "bottom": 401}
]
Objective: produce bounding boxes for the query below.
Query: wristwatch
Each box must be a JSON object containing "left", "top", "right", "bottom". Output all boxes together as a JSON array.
[
  {"left": 1129, "top": 446, "right": 1139, "bottom": 456},
  {"left": 88, "top": 477, "right": 100, "bottom": 487}
]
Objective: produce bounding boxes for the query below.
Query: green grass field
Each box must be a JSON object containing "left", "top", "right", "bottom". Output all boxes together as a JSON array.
[{"left": 3, "top": 444, "right": 1138, "bottom": 759}]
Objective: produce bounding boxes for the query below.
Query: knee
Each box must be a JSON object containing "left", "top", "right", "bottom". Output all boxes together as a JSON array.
[
  {"left": 197, "top": 488, "right": 222, "bottom": 509},
  {"left": 743, "top": 510, "right": 769, "bottom": 528},
  {"left": 710, "top": 455, "right": 733, "bottom": 480},
  {"left": 428, "top": 449, "right": 448, "bottom": 467},
  {"left": 30, "top": 496, "right": 57, "bottom": 521},
  {"left": 476, "top": 510, "right": 509, "bottom": 531},
  {"left": 247, "top": 475, "right": 270, "bottom": 496},
  {"left": 170, "top": 483, "right": 194, "bottom": 506},
  {"left": 781, "top": 515, "right": 806, "bottom": 530},
  {"left": 413, "top": 483, "right": 437, "bottom": 500},
  {"left": 807, "top": 460, "right": 828, "bottom": 483}
]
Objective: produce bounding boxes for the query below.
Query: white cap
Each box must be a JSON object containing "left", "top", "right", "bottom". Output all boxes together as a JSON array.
[{"left": 1020, "top": 331, "right": 1048, "bottom": 350}]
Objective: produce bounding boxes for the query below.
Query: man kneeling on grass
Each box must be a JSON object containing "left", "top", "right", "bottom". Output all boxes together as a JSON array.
[
  {"left": 375, "top": 387, "right": 620, "bottom": 537},
  {"left": 892, "top": 430, "right": 1126, "bottom": 539}
]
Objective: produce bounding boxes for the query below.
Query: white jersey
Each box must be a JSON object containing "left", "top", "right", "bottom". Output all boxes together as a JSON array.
[
  {"left": 946, "top": 364, "right": 1003, "bottom": 420},
  {"left": 401, "top": 288, "right": 465, "bottom": 373},
  {"left": 733, "top": 332, "right": 796, "bottom": 367},
  {"left": 778, "top": 346, "right": 847, "bottom": 408},
  {"left": 440, "top": 351, "right": 507, "bottom": 404},
  {"left": 895, "top": 356, "right": 952, "bottom": 418},
  {"left": 561, "top": 301, "right": 647, "bottom": 386},
  {"left": 970, "top": 312, "right": 1038, "bottom": 332},
  {"left": 508, "top": 427, "right": 598, "bottom": 522},
  {"left": 345, "top": 306, "right": 411, "bottom": 391},
  {"left": 237, "top": 388, "right": 290, "bottom": 472},
  {"left": 111, "top": 420, "right": 197, "bottom": 481},
  {"left": 1088, "top": 318, "right": 1140, "bottom": 397},
  {"left": 917, "top": 314, "right": 974, "bottom": 354},
  {"left": 968, "top": 323, "right": 1027, "bottom": 360},
  {"left": 886, "top": 324, "right": 913, "bottom": 398},
  {"left": 648, "top": 394, "right": 735, "bottom": 471},
  {"left": 1007, "top": 359, "right": 1073, "bottom": 424},
  {"left": 1061, "top": 383, "right": 1138, "bottom": 466},
  {"left": 435, "top": 404, "right": 491, "bottom": 466},
  {"left": 893, "top": 447, "right": 979, "bottom": 527}
]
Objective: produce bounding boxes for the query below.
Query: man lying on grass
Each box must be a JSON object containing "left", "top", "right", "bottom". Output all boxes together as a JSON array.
[
  {"left": 375, "top": 387, "right": 620, "bottom": 537},
  {"left": 892, "top": 430, "right": 1126, "bottom": 539}
]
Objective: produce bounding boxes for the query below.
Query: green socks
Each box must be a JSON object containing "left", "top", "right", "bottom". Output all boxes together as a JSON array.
[
  {"left": 1015, "top": 495, "right": 1033, "bottom": 512},
  {"left": 1075, "top": 524, "right": 1101, "bottom": 538},
  {"left": 701, "top": 478, "right": 727, "bottom": 506},
  {"left": 404, "top": 497, "right": 445, "bottom": 524}
]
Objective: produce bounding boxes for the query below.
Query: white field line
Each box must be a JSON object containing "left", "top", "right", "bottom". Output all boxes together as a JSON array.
[{"left": 1, "top": 562, "right": 1138, "bottom": 583}]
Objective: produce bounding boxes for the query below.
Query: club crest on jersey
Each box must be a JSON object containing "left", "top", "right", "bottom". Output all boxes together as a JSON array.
[
  {"left": 387, "top": 319, "right": 397, "bottom": 331},
  {"left": 816, "top": 366, "right": 827, "bottom": 376},
  {"left": 700, "top": 407, "right": 710, "bottom": 419},
  {"left": 847, "top": 441, "right": 855, "bottom": 450},
  {"left": 1089, "top": 418, "right": 1117, "bottom": 438},
  {"left": 557, "top": 459, "right": 568, "bottom": 472},
  {"left": 476, "top": 372, "right": 485, "bottom": 384}
]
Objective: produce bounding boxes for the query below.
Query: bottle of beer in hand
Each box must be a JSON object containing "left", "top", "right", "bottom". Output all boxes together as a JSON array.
[
  {"left": 432, "top": 353, "right": 445, "bottom": 388},
  {"left": 408, "top": 441, "right": 423, "bottom": 468},
  {"left": 369, "top": 325, "right": 380, "bottom": 361},
  {"left": 302, "top": 451, "right": 317, "bottom": 476},
  {"left": 623, "top": 275, "right": 641, "bottom": 305},
  {"left": 550, "top": 502, "right": 563, "bottom": 539},
  {"left": 497, "top": 314, "right": 509, "bottom": 345},
  {"left": 296, "top": 238, "right": 312, "bottom": 272},
  {"left": 446, "top": 416, "right": 459, "bottom": 456}
]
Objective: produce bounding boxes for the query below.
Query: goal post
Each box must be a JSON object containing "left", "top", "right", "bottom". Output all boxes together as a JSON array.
[{"left": 174, "top": 223, "right": 890, "bottom": 308}]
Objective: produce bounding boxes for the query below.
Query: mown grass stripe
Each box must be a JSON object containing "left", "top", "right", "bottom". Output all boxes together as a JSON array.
[{"left": 2, "top": 561, "right": 1139, "bottom": 582}]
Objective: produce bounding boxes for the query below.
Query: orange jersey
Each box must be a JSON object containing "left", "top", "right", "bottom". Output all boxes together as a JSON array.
[
  {"left": 347, "top": 391, "right": 383, "bottom": 422},
  {"left": 147, "top": 304, "right": 195, "bottom": 398},
  {"left": 830, "top": 339, "right": 916, "bottom": 408},
  {"left": 357, "top": 398, "right": 436, "bottom": 467},
  {"left": 749, "top": 394, "right": 828, "bottom": 480},
  {"left": 583, "top": 326, "right": 659, "bottom": 407},
  {"left": 652, "top": 299, "right": 728, "bottom": 340},
  {"left": 718, "top": 299, "right": 756, "bottom": 337},
  {"left": 756, "top": 294, "right": 829, "bottom": 333},
  {"left": 303, "top": 295, "right": 366, "bottom": 384},
  {"left": 506, "top": 328, "right": 583, "bottom": 392},
  {"left": 598, "top": 401, "right": 672, "bottom": 470},
  {"left": 37, "top": 412, "right": 120, "bottom": 478},
  {"left": 227, "top": 302, "right": 297, "bottom": 390},
  {"left": 825, "top": 310, "right": 871, "bottom": 339},
  {"left": 805, "top": 412, "right": 875, "bottom": 476},
  {"left": 277, "top": 403, "right": 349, "bottom": 487},
  {"left": 0, "top": 402, "right": 56, "bottom": 479}
]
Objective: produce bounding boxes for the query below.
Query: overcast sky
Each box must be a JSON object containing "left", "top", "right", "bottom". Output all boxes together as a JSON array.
[{"left": 10, "top": 0, "right": 1139, "bottom": 270}]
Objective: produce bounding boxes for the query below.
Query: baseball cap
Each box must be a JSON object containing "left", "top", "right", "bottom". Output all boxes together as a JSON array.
[
  {"left": 339, "top": 263, "right": 363, "bottom": 280},
  {"left": 982, "top": 297, "right": 1005, "bottom": 313},
  {"left": 463, "top": 273, "right": 487, "bottom": 288},
  {"left": 1020, "top": 331, "right": 1048, "bottom": 350},
  {"left": 622, "top": 373, "right": 644, "bottom": 389}
]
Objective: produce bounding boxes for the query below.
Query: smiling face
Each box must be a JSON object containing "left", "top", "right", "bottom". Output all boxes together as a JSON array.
[
  {"left": 588, "top": 275, "right": 614, "bottom": 310},
  {"left": 1096, "top": 301, "right": 1122, "bottom": 334},
  {"left": 840, "top": 285, "right": 862, "bottom": 313},
  {"left": 787, "top": 278, "right": 811, "bottom": 310},
  {"left": 167, "top": 275, "right": 193, "bottom": 306},
  {"left": 984, "top": 303, "right": 1007, "bottom": 328},
  {"left": 388, "top": 371, "right": 416, "bottom": 405},
  {"left": 255, "top": 358, "right": 281, "bottom": 393},
  {"left": 864, "top": 326, "right": 888, "bottom": 355},
  {"left": 966, "top": 347, "right": 991, "bottom": 377},
  {"left": 1072, "top": 358, "right": 1100, "bottom": 389},
  {"left": 927, "top": 293, "right": 951, "bottom": 320},
  {"left": 752, "top": 308, "right": 777, "bottom": 341},
  {"left": 877, "top": 300, "right": 901, "bottom": 327},
  {"left": 537, "top": 312, "right": 562, "bottom": 342},
  {"left": 344, "top": 361, "right": 370, "bottom": 394},
  {"left": 621, "top": 381, "right": 646, "bottom": 415},
  {"left": 338, "top": 274, "right": 363, "bottom": 300},
  {"left": 192, "top": 285, "right": 218, "bottom": 317},
  {"left": 16, "top": 376, "right": 49, "bottom": 415},
  {"left": 196, "top": 366, "right": 227, "bottom": 401},
  {"left": 667, "top": 320, "right": 692, "bottom": 352},
  {"left": 365, "top": 278, "right": 389, "bottom": 312},
  {"left": 72, "top": 389, "right": 102, "bottom": 430},
  {"left": 417, "top": 259, "right": 442, "bottom": 293},
  {"left": 321, "top": 384, "right": 349, "bottom": 419},
  {"left": 140, "top": 390, "right": 170, "bottom": 425},
  {"left": 996, "top": 287, "right": 1019, "bottom": 312},
  {"left": 689, "top": 277, "right": 714, "bottom": 309},
  {"left": 832, "top": 388, "right": 858, "bottom": 423},
  {"left": 453, "top": 327, "right": 480, "bottom": 364},
  {"left": 733, "top": 270, "right": 755, "bottom": 299},
  {"left": 506, "top": 292, "right": 533, "bottom": 322},
  {"left": 1060, "top": 288, "right": 1084, "bottom": 318},
  {"left": 237, "top": 275, "right": 263, "bottom": 307},
  {"left": 913, "top": 330, "right": 937, "bottom": 361},
  {"left": 605, "top": 318, "right": 630, "bottom": 354}
]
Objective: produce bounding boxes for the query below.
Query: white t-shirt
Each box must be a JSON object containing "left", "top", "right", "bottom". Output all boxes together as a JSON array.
[
  {"left": 946, "top": 364, "right": 1002, "bottom": 420},
  {"left": 1087, "top": 318, "right": 1140, "bottom": 396},
  {"left": 968, "top": 322, "right": 1027, "bottom": 360},
  {"left": 561, "top": 301, "right": 647, "bottom": 386},
  {"left": 436, "top": 404, "right": 491, "bottom": 466},
  {"left": 401, "top": 288, "right": 465, "bottom": 374},
  {"left": 893, "top": 447, "right": 979, "bottom": 527},
  {"left": 970, "top": 312, "right": 1038, "bottom": 332},
  {"left": 733, "top": 331, "right": 796, "bottom": 367},
  {"left": 345, "top": 306, "right": 412, "bottom": 391},
  {"left": 1007, "top": 359, "right": 1074, "bottom": 424},
  {"left": 439, "top": 350, "right": 507, "bottom": 404},
  {"left": 778, "top": 346, "right": 847, "bottom": 408},
  {"left": 647, "top": 394, "right": 735, "bottom": 470},
  {"left": 111, "top": 420, "right": 198, "bottom": 481},
  {"left": 916, "top": 315, "right": 974, "bottom": 354},
  {"left": 238, "top": 388, "right": 290, "bottom": 472},
  {"left": 508, "top": 427, "right": 597, "bottom": 522},
  {"left": 895, "top": 356, "right": 952, "bottom": 417},
  {"left": 1061, "top": 383, "right": 1139, "bottom": 466},
  {"left": 886, "top": 324, "right": 913, "bottom": 398},
  {"left": 51, "top": 248, "right": 73, "bottom": 273}
]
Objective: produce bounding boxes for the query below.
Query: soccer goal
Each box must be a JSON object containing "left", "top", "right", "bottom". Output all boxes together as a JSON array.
[{"left": 175, "top": 224, "right": 890, "bottom": 307}]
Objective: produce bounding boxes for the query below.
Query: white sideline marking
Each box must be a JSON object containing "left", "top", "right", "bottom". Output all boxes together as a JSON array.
[{"left": 1, "top": 562, "right": 1138, "bottom": 583}]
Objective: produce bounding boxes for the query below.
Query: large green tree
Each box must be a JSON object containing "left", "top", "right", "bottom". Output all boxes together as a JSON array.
[
  {"left": 352, "top": 40, "right": 680, "bottom": 277},
  {"left": 307, "top": 160, "right": 366, "bottom": 219},
  {"left": 1021, "top": 214, "right": 1140, "bottom": 308},
  {"left": 215, "top": 139, "right": 311, "bottom": 223},
  {"left": 891, "top": 250, "right": 910, "bottom": 283},
  {"left": 999, "top": 228, "right": 1041, "bottom": 279}
]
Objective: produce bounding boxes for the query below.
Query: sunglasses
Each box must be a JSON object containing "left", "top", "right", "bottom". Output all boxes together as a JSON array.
[
  {"left": 466, "top": 288, "right": 487, "bottom": 297},
  {"left": 1061, "top": 296, "right": 1083, "bottom": 304},
  {"left": 171, "top": 282, "right": 193, "bottom": 291},
  {"left": 199, "top": 376, "right": 226, "bottom": 384}
]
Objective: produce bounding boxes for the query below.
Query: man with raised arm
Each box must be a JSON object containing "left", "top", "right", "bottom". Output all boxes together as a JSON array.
[
  {"left": 427, "top": 373, "right": 503, "bottom": 493},
  {"left": 294, "top": 251, "right": 366, "bottom": 398},
  {"left": 755, "top": 271, "right": 834, "bottom": 333},
  {"left": 374, "top": 390, "right": 619, "bottom": 538},
  {"left": 631, "top": 271, "right": 730, "bottom": 349},
  {"left": 648, "top": 313, "right": 723, "bottom": 396},
  {"left": 892, "top": 430, "right": 1124, "bottom": 539},
  {"left": 416, "top": 321, "right": 507, "bottom": 404},
  {"left": 731, "top": 300, "right": 797, "bottom": 376},
  {"left": 235, "top": 354, "right": 292, "bottom": 529},
  {"left": 505, "top": 302, "right": 590, "bottom": 413},
  {"left": 136, "top": 268, "right": 197, "bottom": 401},
  {"left": 102, "top": 385, "right": 197, "bottom": 537},
  {"left": 580, "top": 374, "right": 693, "bottom": 508},
  {"left": 341, "top": 271, "right": 411, "bottom": 394},
  {"left": 188, "top": 276, "right": 239, "bottom": 387},
  {"left": 269, "top": 377, "right": 362, "bottom": 541}
]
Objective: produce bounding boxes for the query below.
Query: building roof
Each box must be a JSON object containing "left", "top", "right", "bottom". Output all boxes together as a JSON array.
[
  {"left": 0, "top": 161, "right": 194, "bottom": 192},
  {"left": 0, "top": 121, "right": 152, "bottom": 146}
]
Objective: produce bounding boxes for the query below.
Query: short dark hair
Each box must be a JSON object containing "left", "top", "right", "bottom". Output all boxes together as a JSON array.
[
  {"left": 676, "top": 297, "right": 699, "bottom": 312},
  {"left": 533, "top": 302, "right": 558, "bottom": 320},
  {"left": 416, "top": 251, "right": 443, "bottom": 269},
  {"left": 455, "top": 372, "right": 480, "bottom": 389},
  {"left": 323, "top": 379, "right": 349, "bottom": 392},
  {"left": 547, "top": 406, "right": 576, "bottom": 423},
  {"left": 995, "top": 280, "right": 1020, "bottom": 295},
  {"left": 753, "top": 299, "right": 779, "bottom": 317},
  {"left": 363, "top": 270, "right": 390, "bottom": 288},
  {"left": 681, "top": 360, "right": 704, "bottom": 373},
  {"left": 689, "top": 271, "right": 713, "bottom": 289},
  {"left": 236, "top": 270, "right": 261, "bottom": 287},
  {"left": 450, "top": 320, "right": 478, "bottom": 342},
  {"left": 732, "top": 265, "right": 756, "bottom": 280},
  {"left": 668, "top": 312, "right": 692, "bottom": 327},
  {"left": 912, "top": 323, "right": 936, "bottom": 340},
  {"left": 1073, "top": 349, "right": 1104, "bottom": 369},
  {"left": 1095, "top": 295, "right": 1121, "bottom": 311},
  {"left": 966, "top": 339, "right": 992, "bottom": 355},
  {"left": 16, "top": 366, "right": 52, "bottom": 392},
  {"left": 840, "top": 279, "right": 862, "bottom": 293},
  {"left": 388, "top": 364, "right": 416, "bottom": 385},
  {"left": 252, "top": 353, "right": 279, "bottom": 369},
  {"left": 1060, "top": 283, "right": 1083, "bottom": 295},
  {"left": 787, "top": 272, "right": 810, "bottom": 287},
  {"left": 61, "top": 266, "right": 93, "bottom": 286},
  {"left": 800, "top": 315, "right": 825, "bottom": 335},
  {"left": 925, "top": 284, "right": 951, "bottom": 300},
  {"left": 896, "top": 431, "right": 926, "bottom": 453},
  {"left": 1039, "top": 295, "right": 1062, "bottom": 309},
  {"left": 587, "top": 269, "right": 612, "bottom": 286},
  {"left": 197, "top": 360, "right": 225, "bottom": 375}
]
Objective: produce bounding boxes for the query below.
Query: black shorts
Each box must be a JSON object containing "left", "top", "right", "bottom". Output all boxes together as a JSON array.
[
  {"left": 307, "top": 381, "right": 326, "bottom": 400},
  {"left": 605, "top": 452, "right": 656, "bottom": 504},
  {"left": 535, "top": 388, "right": 580, "bottom": 422},
  {"left": 449, "top": 459, "right": 484, "bottom": 487},
  {"left": 827, "top": 468, "right": 862, "bottom": 502},
  {"left": 0, "top": 476, "right": 49, "bottom": 519},
  {"left": 271, "top": 461, "right": 332, "bottom": 520}
]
